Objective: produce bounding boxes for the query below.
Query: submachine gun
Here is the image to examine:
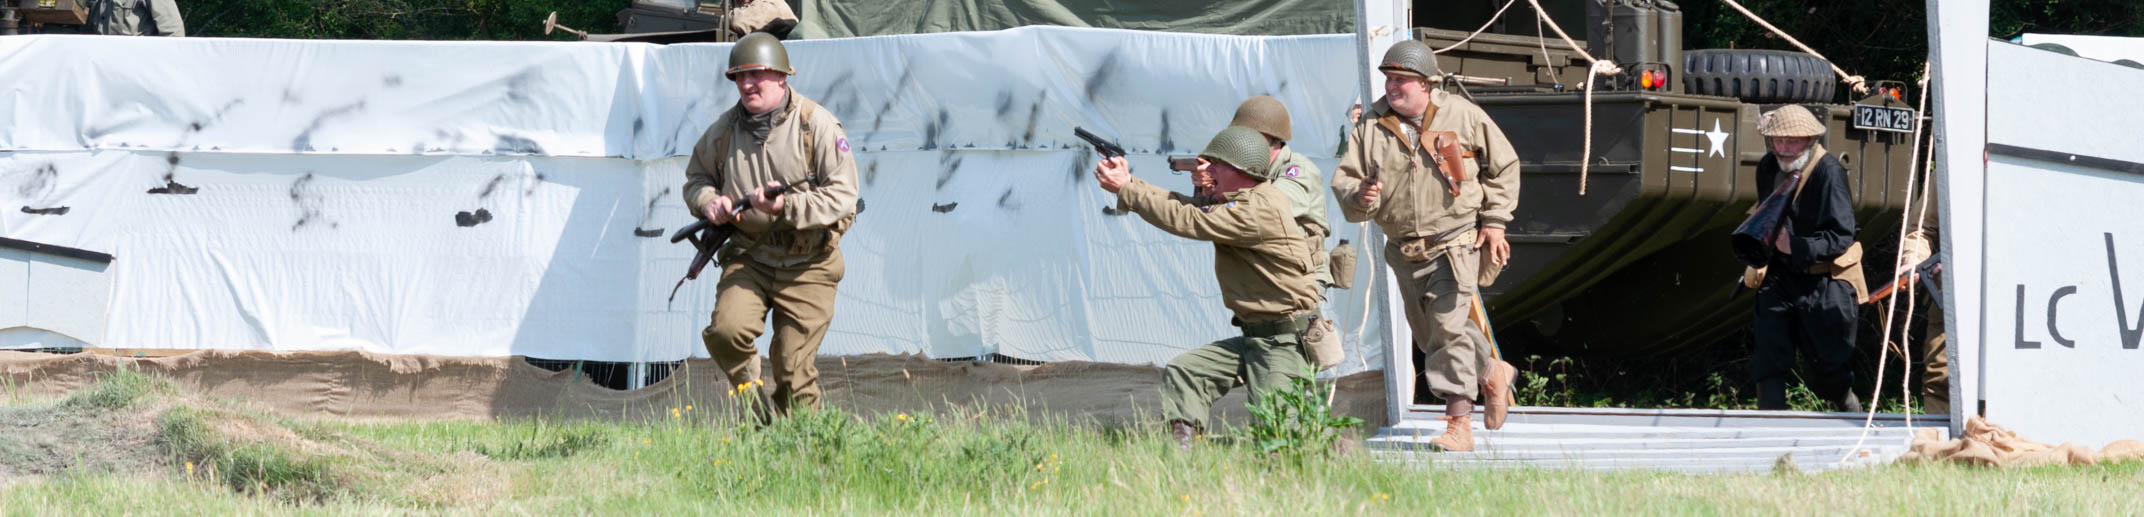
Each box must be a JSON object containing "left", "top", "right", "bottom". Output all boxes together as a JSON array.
[{"left": 666, "top": 181, "right": 795, "bottom": 304}]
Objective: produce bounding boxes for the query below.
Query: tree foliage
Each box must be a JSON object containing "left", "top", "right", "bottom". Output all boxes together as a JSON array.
[
  {"left": 177, "top": 0, "right": 630, "bottom": 41},
  {"left": 1682, "top": 0, "right": 2144, "bottom": 91}
]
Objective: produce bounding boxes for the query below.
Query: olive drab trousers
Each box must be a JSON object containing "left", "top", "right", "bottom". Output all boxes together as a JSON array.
[
  {"left": 1161, "top": 333, "right": 1314, "bottom": 431},
  {"left": 702, "top": 249, "right": 844, "bottom": 415},
  {"left": 1387, "top": 242, "right": 1497, "bottom": 402}
]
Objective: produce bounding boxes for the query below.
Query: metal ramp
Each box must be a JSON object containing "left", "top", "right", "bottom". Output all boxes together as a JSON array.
[{"left": 1366, "top": 405, "right": 1950, "bottom": 474}]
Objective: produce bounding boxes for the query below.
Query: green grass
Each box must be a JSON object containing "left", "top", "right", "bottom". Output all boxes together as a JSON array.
[{"left": 5, "top": 376, "right": 2144, "bottom": 515}]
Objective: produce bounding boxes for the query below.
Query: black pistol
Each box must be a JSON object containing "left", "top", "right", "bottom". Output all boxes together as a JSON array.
[{"left": 1073, "top": 127, "right": 1126, "bottom": 158}]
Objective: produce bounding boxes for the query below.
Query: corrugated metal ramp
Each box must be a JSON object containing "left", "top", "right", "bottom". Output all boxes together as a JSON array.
[{"left": 1367, "top": 405, "right": 1950, "bottom": 474}]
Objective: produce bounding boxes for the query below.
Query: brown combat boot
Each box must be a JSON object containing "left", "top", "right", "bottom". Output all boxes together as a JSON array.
[
  {"left": 1428, "top": 415, "right": 1475, "bottom": 452},
  {"left": 1482, "top": 359, "right": 1518, "bottom": 430},
  {"left": 1170, "top": 421, "right": 1198, "bottom": 450}
]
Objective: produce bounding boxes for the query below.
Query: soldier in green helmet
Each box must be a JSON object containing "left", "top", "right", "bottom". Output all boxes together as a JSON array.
[
  {"left": 1229, "top": 95, "right": 1336, "bottom": 291},
  {"left": 1330, "top": 39, "right": 1524, "bottom": 452},
  {"left": 1091, "top": 126, "right": 1322, "bottom": 448},
  {"left": 682, "top": 32, "right": 860, "bottom": 418}
]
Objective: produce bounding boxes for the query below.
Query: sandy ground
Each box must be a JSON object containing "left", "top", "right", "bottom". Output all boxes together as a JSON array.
[{"left": 0, "top": 350, "right": 1388, "bottom": 431}]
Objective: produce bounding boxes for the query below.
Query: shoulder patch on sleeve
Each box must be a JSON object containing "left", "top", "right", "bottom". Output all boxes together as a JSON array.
[
  {"left": 836, "top": 137, "right": 850, "bottom": 153},
  {"left": 1285, "top": 166, "right": 1300, "bottom": 178}
]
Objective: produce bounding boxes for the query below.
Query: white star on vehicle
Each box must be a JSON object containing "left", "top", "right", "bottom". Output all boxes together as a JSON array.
[{"left": 1704, "top": 119, "right": 1729, "bottom": 158}]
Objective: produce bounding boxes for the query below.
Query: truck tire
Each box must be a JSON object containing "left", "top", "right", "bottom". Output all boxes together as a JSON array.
[{"left": 1682, "top": 49, "right": 1838, "bottom": 104}]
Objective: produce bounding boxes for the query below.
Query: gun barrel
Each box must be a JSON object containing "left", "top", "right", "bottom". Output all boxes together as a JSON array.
[{"left": 1073, "top": 127, "right": 1126, "bottom": 158}]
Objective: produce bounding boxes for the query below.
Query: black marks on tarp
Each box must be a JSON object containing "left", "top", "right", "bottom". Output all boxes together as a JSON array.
[
  {"left": 870, "top": 66, "right": 918, "bottom": 133},
  {"left": 493, "top": 133, "right": 546, "bottom": 155},
  {"left": 290, "top": 173, "right": 335, "bottom": 231},
  {"left": 292, "top": 101, "right": 367, "bottom": 152},
  {"left": 83, "top": 119, "right": 144, "bottom": 140},
  {"left": 633, "top": 187, "right": 671, "bottom": 238},
  {"left": 17, "top": 163, "right": 56, "bottom": 199},
  {"left": 457, "top": 171, "right": 540, "bottom": 227},
  {"left": 454, "top": 209, "right": 494, "bottom": 227},
  {"left": 383, "top": 74, "right": 403, "bottom": 88},
  {"left": 997, "top": 187, "right": 1020, "bottom": 210},
  {"left": 1066, "top": 153, "right": 1087, "bottom": 184},
  {"left": 504, "top": 68, "right": 541, "bottom": 105},
  {"left": 212, "top": 99, "right": 245, "bottom": 121},
  {"left": 861, "top": 160, "right": 880, "bottom": 186},
  {"left": 996, "top": 91, "right": 1016, "bottom": 118},
  {"left": 920, "top": 109, "right": 950, "bottom": 151},
  {"left": 12, "top": 163, "right": 68, "bottom": 215},
  {"left": 1083, "top": 49, "right": 1125, "bottom": 103},
  {"left": 477, "top": 173, "right": 507, "bottom": 201},
  {"left": 147, "top": 152, "right": 197, "bottom": 195},
  {"left": 631, "top": 118, "right": 645, "bottom": 140},
  {"left": 935, "top": 151, "right": 964, "bottom": 190},
  {"left": 1101, "top": 206, "right": 1127, "bottom": 216},
  {"left": 281, "top": 89, "right": 303, "bottom": 105},
  {"left": 1158, "top": 109, "right": 1176, "bottom": 154},
  {"left": 455, "top": 173, "right": 503, "bottom": 227},
  {"left": 931, "top": 202, "right": 959, "bottom": 213},
  {"left": 147, "top": 179, "right": 197, "bottom": 195},
  {"left": 1020, "top": 92, "right": 1047, "bottom": 146},
  {"left": 664, "top": 98, "right": 706, "bottom": 157}
]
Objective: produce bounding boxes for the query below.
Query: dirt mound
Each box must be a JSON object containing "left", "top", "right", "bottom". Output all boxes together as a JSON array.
[
  {"left": 0, "top": 380, "right": 171, "bottom": 484},
  {"left": 0, "top": 372, "right": 507, "bottom": 505}
]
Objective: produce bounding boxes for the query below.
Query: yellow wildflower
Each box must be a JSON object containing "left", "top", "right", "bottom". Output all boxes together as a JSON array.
[{"left": 185, "top": 461, "right": 194, "bottom": 478}]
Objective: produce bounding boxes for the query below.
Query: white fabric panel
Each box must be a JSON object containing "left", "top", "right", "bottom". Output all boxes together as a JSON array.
[{"left": 0, "top": 27, "right": 1392, "bottom": 373}]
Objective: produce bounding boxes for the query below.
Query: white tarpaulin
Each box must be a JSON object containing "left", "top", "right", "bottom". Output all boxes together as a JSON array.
[{"left": 0, "top": 27, "right": 1394, "bottom": 374}]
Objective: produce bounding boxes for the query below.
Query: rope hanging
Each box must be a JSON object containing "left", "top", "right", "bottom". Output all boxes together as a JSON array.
[{"left": 1839, "top": 63, "right": 1933, "bottom": 465}]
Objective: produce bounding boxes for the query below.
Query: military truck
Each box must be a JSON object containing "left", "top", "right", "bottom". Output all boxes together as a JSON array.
[{"left": 1415, "top": 0, "right": 1922, "bottom": 364}]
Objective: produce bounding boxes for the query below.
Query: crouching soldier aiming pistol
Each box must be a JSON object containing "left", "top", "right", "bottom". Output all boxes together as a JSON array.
[{"left": 1091, "top": 127, "right": 1322, "bottom": 448}]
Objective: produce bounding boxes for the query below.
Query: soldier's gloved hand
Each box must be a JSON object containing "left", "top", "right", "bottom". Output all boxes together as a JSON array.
[
  {"left": 751, "top": 181, "right": 786, "bottom": 216},
  {"left": 1357, "top": 178, "right": 1382, "bottom": 207},
  {"left": 1092, "top": 156, "right": 1131, "bottom": 194},
  {"left": 703, "top": 195, "right": 736, "bottom": 225}
]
